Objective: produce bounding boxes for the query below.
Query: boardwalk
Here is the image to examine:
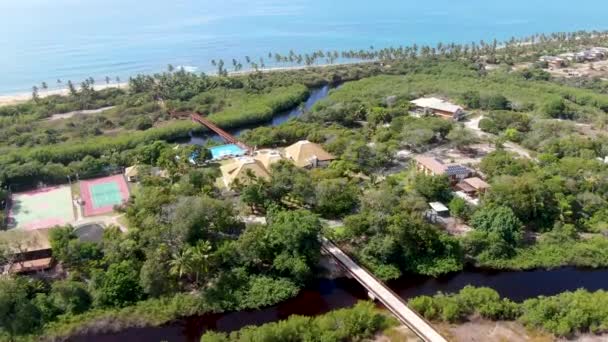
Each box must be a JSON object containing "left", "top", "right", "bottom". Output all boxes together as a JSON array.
[
  {"left": 170, "top": 111, "right": 252, "bottom": 151},
  {"left": 321, "top": 238, "right": 447, "bottom": 342}
]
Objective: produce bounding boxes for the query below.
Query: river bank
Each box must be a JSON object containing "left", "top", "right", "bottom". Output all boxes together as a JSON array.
[{"left": 64, "top": 266, "right": 608, "bottom": 342}]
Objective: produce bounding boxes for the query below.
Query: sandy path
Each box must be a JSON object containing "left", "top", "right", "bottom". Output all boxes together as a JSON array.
[
  {"left": 46, "top": 106, "right": 116, "bottom": 121},
  {"left": 464, "top": 115, "right": 536, "bottom": 160}
]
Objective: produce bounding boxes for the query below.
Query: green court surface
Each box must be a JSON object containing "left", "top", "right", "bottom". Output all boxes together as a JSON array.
[
  {"left": 90, "top": 182, "right": 123, "bottom": 208},
  {"left": 10, "top": 186, "right": 75, "bottom": 230}
]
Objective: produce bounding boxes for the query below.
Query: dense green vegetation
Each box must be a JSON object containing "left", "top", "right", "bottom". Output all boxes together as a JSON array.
[
  {"left": 200, "top": 301, "right": 393, "bottom": 342},
  {"left": 5, "top": 30, "right": 608, "bottom": 341},
  {"left": 0, "top": 202, "right": 325, "bottom": 340},
  {"left": 410, "top": 286, "right": 608, "bottom": 337}
]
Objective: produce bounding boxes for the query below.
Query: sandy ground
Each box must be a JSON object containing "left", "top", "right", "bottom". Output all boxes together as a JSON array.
[
  {"left": 0, "top": 82, "right": 128, "bottom": 107},
  {"left": 46, "top": 106, "right": 116, "bottom": 121},
  {"left": 375, "top": 325, "right": 422, "bottom": 342},
  {"left": 436, "top": 317, "right": 608, "bottom": 342},
  {"left": 439, "top": 217, "right": 473, "bottom": 236},
  {"left": 464, "top": 115, "right": 535, "bottom": 160},
  {"left": 547, "top": 59, "right": 608, "bottom": 79},
  {"left": 438, "top": 318, "right": 552, "bottom": 342}
]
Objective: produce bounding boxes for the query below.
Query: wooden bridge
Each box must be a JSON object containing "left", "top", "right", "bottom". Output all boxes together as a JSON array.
[
  {"left": 321, "top": 237, "right": 447, "bottom": 342},
  {"left": 170, "top": 111, "right": 252, "bottom": 152}
]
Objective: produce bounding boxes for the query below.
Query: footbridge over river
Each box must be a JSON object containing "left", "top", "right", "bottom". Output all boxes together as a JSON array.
[
  {"left": 170, "top": 111, "right": 252, "bottom": 152},
  {"left": 321, "top": 237, "right": 448, "bottom": 342}
]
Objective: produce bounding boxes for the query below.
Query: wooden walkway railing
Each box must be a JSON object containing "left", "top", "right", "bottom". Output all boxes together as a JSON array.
[{"left": 170, "top": 111, "right": 252, "bottom": 152}]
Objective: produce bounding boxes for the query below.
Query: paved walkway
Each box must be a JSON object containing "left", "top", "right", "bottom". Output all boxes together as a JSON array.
[{"left": 321, "top": 238, "right": 447, "bottom": 342}]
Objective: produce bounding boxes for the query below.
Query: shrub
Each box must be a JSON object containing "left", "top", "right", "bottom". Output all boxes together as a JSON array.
[
  {"left": 409, "top": 286, "right": 518, "bottom": 323},
  {"left": 200, "top": 301, "right": 391, "bottom": 342}
]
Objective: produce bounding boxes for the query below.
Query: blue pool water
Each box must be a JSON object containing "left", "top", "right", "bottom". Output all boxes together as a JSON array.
[
  {"left": 2, "top": 0, "right": 608, "bottom": 94},
  {"left": 209, "top": 144, "right": 246, "bottom": 160}
]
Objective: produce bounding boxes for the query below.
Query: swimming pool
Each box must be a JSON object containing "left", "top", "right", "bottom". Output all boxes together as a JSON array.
[{"left": 210, "top": 144, "right": 246, "bottom": 159}]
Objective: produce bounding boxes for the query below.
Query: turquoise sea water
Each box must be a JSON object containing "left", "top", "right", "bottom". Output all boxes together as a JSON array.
[{"left": 1, "top": 0, "right": 607, "bottom": 94}]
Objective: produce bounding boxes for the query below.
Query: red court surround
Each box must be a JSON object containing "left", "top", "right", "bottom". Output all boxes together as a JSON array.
[{"left": 80, "top": 175, "right": 130, "bottom": 217}]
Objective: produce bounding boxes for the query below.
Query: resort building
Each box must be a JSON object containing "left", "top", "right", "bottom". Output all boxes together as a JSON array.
[
  {"left": 125, "top": 165, "right": 140, "bottom": 182},
  {"left": 220, "top": 156, "right": 271, "bottom": 188},
  {"left": 0, "top": 228, "right": 53, "bottom": 274},
  {"left": 455, "top": 177, "right": 490, "bottom": 197},
  {"left": 410, "top": 97, "right": 465, "bottom": 121},
  {"left": 558, "top": 47, "right": 608, "bottom": 63},
  {"left": 125, "top": 165, "right": 169, "bottom": 182},
  {"left": 414, "top": 156, "right": 472, "bottom": 183},
  {"left": 284, "top": 140, "right": 335, "bottom": 168},
  {"left": 539, "top": 56, "right": 566, "bottom": 68},
  {"left": 252, "top": 149, "right": 284, "bottom": 170}
]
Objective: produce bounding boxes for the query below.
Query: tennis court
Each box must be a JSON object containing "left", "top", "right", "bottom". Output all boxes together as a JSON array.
[
  {"left": 80, "top": 175, "right": 130, "bottom": 216},
  {"left": 9, "top": 186, "right": 75, "bottom": 230}
]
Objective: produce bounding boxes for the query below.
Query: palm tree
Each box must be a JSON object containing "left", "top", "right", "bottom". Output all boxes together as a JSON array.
[
  {"left": 67, "top": 80, "right": 77, "bottom": 96},
  {"left": 31, "top": 86, "right": 39, "bottom": 101},
  {"left": 169, "top": 248, "right": 193, "bottom": 279},
  {"left": 115, "top": 76, "right": 121, "bottom": 88},
  {"left": 41, "top": 82, "right": 48, "bottom": 91},
  {"left": 105, "top": 76, "right": 111, "bottom": 85},
  {"left": 189, "top": 241, "right": 212, "bottom": 284}
]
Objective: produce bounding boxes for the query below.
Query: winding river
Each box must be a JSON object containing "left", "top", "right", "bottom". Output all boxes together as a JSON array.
[{"left": 182, "top": 84, "right": 331, "bottom": 146}]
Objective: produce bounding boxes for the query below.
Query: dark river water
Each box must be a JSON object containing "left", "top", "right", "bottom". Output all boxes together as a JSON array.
[
  {"left": 75, "top": 267, "right": 608, "bottom": 342},
  {"left": 182, "top": 84, "right": 331, "bottom": 146}
]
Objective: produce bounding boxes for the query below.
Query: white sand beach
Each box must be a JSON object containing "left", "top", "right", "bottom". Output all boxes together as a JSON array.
[{"left": 0, "top": 82, "right": 129, "bottom": 107}]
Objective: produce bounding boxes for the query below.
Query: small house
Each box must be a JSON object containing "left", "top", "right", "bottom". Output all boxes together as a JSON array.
[
  {"left": 410, "top": 97, "right": 465, "bottom": 121},
  {"left": 539, "top": 56, "right": 566, "bottom": 68},
  {"left": 125, "top": 165, "right": 139, "bottom": 182},
  {"left": 429, "top": 202, "right": 450, "bottom": 218},
  {"left": 0, "top": 228, "right": 53, "bottom": 274},
  {"left": 455, "top": 177, "right": 490, "bottom": 197},
  {"left": 125, "top": 165, "right": 169, "bottom": 182},
  {"left": 284, "top": 140, "right": 335, "bottom": 168},
  {"left": 414, "top": 156, "right": 472, "bottom": 183}
]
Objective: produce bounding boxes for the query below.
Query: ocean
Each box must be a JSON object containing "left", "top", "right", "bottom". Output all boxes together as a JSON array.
[{"left": 1, "top": 0, "right": 607, "bottom": 95}]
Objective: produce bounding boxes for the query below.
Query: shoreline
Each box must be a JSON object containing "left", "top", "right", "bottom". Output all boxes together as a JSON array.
[
  {"left": 1, "top": 30, "right": 606, "bottom": 108},
  {"left": 0, "top": 60, "right": 372, "bottom": 107},
  {"left": 0, "top": 82, "right": 129, "bottom": 107}
]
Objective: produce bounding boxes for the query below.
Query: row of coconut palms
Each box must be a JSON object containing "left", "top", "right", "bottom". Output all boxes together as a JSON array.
[
  {"left": 206, "top": 29, "right": 608, "bottom": 75},
  {"left": 32, "top": 29, "right": 608, "bottom": 100}
]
